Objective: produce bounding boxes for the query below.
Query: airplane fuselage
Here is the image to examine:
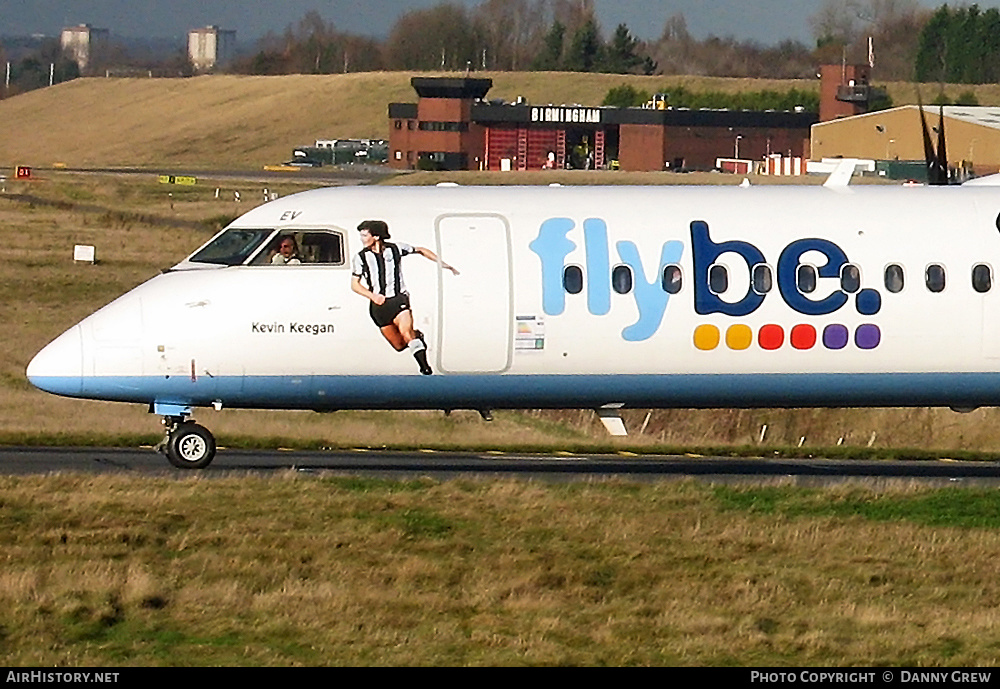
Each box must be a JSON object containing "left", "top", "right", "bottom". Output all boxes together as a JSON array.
[{"left": 25, "top": 184, "right": 1000, "bottom": 463}]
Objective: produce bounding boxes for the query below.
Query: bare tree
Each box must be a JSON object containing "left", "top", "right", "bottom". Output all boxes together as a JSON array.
[
  {"left": 865, "top": 1, "right": 931, "bottom": 80},
  {"left": 473, "top": 0, "right": 547, "bottom": 70},
  {"left": 233, "top": 10, "right": 384, "bottom": 75},
  {"left": 384, "top": 3, "right": 483, "bottom": 71},
  {"left": 809, "top": 0, "right": 929, "bottom": 79},
  {"left": 550, "top": 0, "right": 596, "bottom": 37},
  {"left": 339, "top": 35, "right": 384, "bottom": 73},
  {"left": 649, "top": 13, "right": 696, "bottom": 75},
  {"left": 292, "top": 11, "right": 338, "bottom": 73}
]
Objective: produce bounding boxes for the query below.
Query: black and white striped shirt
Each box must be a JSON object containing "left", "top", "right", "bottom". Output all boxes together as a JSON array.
[{"left": 351, "top": 242, "right": 416, "bottom": 298}]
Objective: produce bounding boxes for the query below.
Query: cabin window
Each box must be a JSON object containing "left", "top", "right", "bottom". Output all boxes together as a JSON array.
[
  {"left": 708, "top": 264, "right": 728, "bottom": 294},
  {"left": 189, "top": 228, "right": 272, "bottom": 266},
  {"left": 973, "top": 264, "right": 993, "bottom": 293},
  {"left": 797, "top": 264, "right": 817, "bottom": 293},
  {"left": 752, "top": 263, "right": 772, "bottom": 294},
  {"left": 926, "top": 264, "right": 946, "bottom": 293},
  {"left": 612, "top": 265, "right": 633, "bottom": 294},
  {"left": 661, "top": 264, "right": 682, "bottom": 294},
  {"left": 885, "top": 264, "right": 905, "bottom": 293},
  {"left": 250, "top": 230, "right": 346, "bottom": 266},
  {"left": 563, "top": 265, "right": 583, "bottom": 294},
  {"left": 840, "top": 264, "right": 861, "bottom": 293}
]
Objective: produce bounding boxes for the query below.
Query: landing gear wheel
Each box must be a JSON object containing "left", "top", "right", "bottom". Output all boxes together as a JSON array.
[{"left": 164, "top": 422, "right": 216, "bottom": 469}]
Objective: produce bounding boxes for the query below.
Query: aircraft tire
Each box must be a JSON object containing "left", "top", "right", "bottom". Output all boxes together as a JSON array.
[{"left": 165, "top": 422, "right": 216, "bottom": 469}]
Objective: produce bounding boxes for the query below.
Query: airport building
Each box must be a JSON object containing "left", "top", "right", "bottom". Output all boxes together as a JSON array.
[
  {"left": 386, "top": 69, "right": 1000, "bottom": 179},
  {"left": 813, "top": 105, "right": 1000, "bottom": 177},
  {"left": 388, "top": 77, "right": 818, "bottom": 172}
]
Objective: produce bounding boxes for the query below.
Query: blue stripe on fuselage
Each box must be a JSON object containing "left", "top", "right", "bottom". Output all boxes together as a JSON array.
[{"left": 27, "top": 372, "right": 1000, "bottom": 410}]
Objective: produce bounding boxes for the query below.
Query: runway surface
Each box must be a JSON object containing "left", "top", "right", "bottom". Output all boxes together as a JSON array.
[{"left": 2, "top": 446, "right": 1000, "bottom": 485}]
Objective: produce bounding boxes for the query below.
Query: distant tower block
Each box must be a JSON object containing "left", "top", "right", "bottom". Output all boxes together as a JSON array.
[
  {"left": 60, "top": 24, "right": 109, "bottom": 71},
  {"left": 188, "top": 26, "right": 236, "bottom": 73}
]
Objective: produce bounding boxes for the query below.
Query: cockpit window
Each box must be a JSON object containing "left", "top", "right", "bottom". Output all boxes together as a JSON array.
[
  {"left": 189, "top": 228, "right": 271, "bottom": 266},
  {"left": 300, "top": 231, "right": 344, "bottom": 264},
  {"left": 249, "top": 230, "right": 346, "bottom": 266}
]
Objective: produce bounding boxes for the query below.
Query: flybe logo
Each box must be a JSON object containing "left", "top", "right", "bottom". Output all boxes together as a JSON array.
[
  {"left": 529, "top": 218, "right": 882, "bottom": 344},
  {"left": 530, "top": 217, "right": 683, "bottom": 342}
]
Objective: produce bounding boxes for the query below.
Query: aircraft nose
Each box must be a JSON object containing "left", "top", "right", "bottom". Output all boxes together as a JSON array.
[{"left": 26, "top": 325, "right": 84, "bottom": 397}]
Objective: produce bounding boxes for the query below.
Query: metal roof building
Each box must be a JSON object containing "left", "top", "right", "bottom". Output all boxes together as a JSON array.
[{"left": 812, "top": 105, "right": 1000, "bottom": 176}]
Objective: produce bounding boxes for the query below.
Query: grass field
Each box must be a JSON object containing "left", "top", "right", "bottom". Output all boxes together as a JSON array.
[
  {"left": 4, "top": 473, "right": 1000, "bottom": 665},
  {"left": 3, "top": 71, "right": 1000, "bottom": 170}
]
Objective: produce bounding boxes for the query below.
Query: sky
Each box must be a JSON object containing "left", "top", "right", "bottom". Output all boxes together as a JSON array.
[{"left": 3, "top": 0, "right": 1000, "bottom": 45}]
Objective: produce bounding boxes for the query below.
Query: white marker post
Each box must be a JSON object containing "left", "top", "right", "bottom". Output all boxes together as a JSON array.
[{"left": 73, "top": 245, "right": 96, "bottom": 264}]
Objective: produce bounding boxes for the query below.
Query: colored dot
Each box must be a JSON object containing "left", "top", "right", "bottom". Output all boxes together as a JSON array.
[
  {"left": 856, "top": 289, "right": 881, "bottom": 315},
  {"left": 823, "top": 324, "right": 849, "bottom": 350},
  {"left": 758, "top": 324, "right": 784, "bottom": 350},
  {"left": 726, "top": 324, "right": 753, "bottom": 350},
  {"left": 855, "top": 324, "right": 881, "bottom": 349},
  {"left": 790, "top": 324, "right": 817, "bottom": 350},
  {"left": 694, "top": 324, "right": 720, "bottom": 350}
]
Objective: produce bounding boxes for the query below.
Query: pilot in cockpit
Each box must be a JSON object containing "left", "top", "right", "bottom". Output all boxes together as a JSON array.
[{"left": 269, "top": 235, "right": 302, "bottom": 265}]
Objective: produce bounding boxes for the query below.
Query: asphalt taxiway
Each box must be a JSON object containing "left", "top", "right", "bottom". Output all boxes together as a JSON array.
[{"left": 2, "top": 446, "right": 999, "bottom": 486}]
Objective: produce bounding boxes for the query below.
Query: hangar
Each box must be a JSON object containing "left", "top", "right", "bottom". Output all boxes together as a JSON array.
[
  {"left": 812, "top": 105, "right": 1000, "bottom": 177},
  {"left": 388, "top": 77, "right": 816, "bottom": 172}
]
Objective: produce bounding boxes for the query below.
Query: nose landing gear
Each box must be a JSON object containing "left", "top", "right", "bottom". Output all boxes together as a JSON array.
[{"left": 157, "top": 416, "right": 217, "bottom": 469}]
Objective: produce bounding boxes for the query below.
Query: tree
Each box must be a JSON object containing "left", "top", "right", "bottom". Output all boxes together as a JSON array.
[
  {"left": 865, "top": 1, "right": 930, "bottom": 81},
  {"left": 602, "top": 83, "right": 650, "bottom": 107},
  {"left": 914, "top": 5, "right": 948, "bottom": 81},
  {"left": 810, "top": 0, "right": 928, "bottom": 80},
  {"left": 473, "top": 0, "right": 547, "bottom": 70},
  {"left": 649, "top": 13, "right": 693, "bottom": 75},
  {"left": 947, "top": 4, "right": 979, "bottom": 83},
  {"left": 914, "top": 4, "right": 1000, "bottom": 84},
  {"left": 2, "top": 37, "right": 79, "bottom": 95},
  {"left": 384, "top": 3, "right": 483, "bottom": 71},
  {"left": 233, "top": 10, "right": 384, "bottom": 75},
  {"left": 979, "top": 8, "right": 1000, "bottom": 83},
  {"left": 550, "top": 0, "right": 596, "bottom": 37},
  {"left": 532, "top": 19, "right": 566, "bottom": 70},
  {"left": 339, "top": 35, "right": 384, "bottom": 73},
  {"left": 955, "top": 89, "right": 979, "bottom": 106},
  {"left": 294, "top": 11, "right": 339, "bottom": 73},
  {"left": 563, "top": 17, "right": 602, "bottom": 72},
  {"left": 242, "top": 49, "right": 289, "bottom": 75},
  {"left": 645, "top": 11, "right": 815, "bottom": 78},
  {"left": 603, "top": 24, "right": 643, "bottom": 74}
]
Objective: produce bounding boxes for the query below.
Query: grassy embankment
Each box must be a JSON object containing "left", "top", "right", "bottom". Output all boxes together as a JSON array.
[
  {"left": 3, "top": 71, "right": 1000, "bottom": 170},
  {"left": 4, "top": 473, "right": 1000, "bottom": 665}
]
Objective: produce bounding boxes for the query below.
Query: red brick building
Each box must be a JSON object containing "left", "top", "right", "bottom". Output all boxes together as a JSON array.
[
  {"left": 819, "top": 63, "right": 874, "bottom": 122},
  {"left": 388, "top": 77, "right": 817, "bottom": 172}
]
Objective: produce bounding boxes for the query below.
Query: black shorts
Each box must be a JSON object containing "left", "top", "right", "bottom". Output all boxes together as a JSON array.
[{"left": 369, "top": 293, "right": 411, "bottom": 327}]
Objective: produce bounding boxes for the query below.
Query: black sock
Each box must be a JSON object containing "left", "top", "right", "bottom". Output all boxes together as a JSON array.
[{"left": 413, "top": 348, "right": 432, "bottom": 375}]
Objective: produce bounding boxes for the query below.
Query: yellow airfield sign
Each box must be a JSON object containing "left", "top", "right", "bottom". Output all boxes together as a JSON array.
[{"left": 158, "top": 175, "right": 197, "bottom": 185}]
